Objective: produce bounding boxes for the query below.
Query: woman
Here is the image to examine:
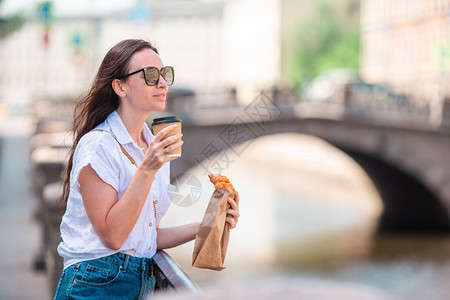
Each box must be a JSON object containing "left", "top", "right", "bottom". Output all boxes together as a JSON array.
[{"left": 54, "top": 39, "right": 240, "bottom": 299}]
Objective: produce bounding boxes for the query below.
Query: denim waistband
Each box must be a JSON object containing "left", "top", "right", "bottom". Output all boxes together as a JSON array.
[{"left": 99, "top": 252, "right": 154, "bottom": 274}]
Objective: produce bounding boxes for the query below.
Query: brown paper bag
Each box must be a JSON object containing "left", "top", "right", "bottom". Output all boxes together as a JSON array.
[{"left": 192, "top": 187, "right": 234, "bottom": 271}]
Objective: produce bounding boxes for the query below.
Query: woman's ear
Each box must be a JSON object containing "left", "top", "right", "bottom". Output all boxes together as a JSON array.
[{"left": 112, "top": 79, "right": 126, "bottom": 98}]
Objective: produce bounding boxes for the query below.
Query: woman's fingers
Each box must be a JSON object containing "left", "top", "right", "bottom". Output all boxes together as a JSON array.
[
  {"left": 227, "top": 208, "right": 240, "bottom": 218},
  {"left": 226, "top": 216, "right": 237, "bottom": 229},
  {"left": 234, "top": 190, "right": 240, "bottom": 205},
  {"left": 226, "top": 195, "right": 240, "bottom": 229},
  {"left": 157, "top": 134, "right": 182, "bottom": 160},
  {"left": 143, "top": 130, "right": 182, "bottom": 170},
  {"left": 148, "top": 132, "right": 182, "bottom": 157},
  {"left": 160, "top": 133, "right": 183, "bottom": 149},
  {"left": 227, "top": 197, "right": 238, "bottom": 210},
  {"left": 164, "top": 140, "right": 184, "bottom": 153},
  {"left": 153, "top": 124, "right": 179, "bottom": 142}
]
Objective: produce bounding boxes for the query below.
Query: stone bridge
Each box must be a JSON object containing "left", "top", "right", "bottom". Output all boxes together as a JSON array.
[{"left": 162, "top": 93, "right": 450, "bottom": 232}]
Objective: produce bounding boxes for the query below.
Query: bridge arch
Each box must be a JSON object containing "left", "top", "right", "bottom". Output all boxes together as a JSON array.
[
  {"left": 169, "top": 113, "right": 450, "bottom": 232},
  {"left": 338, "top": 148, "right": 450, "bottom": 232}
]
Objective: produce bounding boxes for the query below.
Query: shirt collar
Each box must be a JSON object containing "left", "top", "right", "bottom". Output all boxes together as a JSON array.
[
  {"left": 105, "top": 111, "right": 134, "bottom": 145},
  {"left": 105, "top": 110, "right": 154, "bottom": 146}
]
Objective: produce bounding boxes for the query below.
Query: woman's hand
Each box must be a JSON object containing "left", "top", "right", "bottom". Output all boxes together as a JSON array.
[
  {"left": 142, "top": 124, "right": 183, "bottom": 171},
  {"left": 226, "top": 190, "right": 240, "bottom": 229}
]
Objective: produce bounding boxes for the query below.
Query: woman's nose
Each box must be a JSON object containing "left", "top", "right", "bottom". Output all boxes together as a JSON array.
[{"left": 157, "top": 75, "right": 168, "bottom": 88}]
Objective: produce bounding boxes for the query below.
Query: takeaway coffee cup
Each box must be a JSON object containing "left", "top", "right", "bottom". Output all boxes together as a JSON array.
[{"left": 151, "top": 116, "right": 182, "bottom": 157}]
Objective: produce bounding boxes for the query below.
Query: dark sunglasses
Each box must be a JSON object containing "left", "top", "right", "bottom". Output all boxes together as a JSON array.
[{"left": 120, "top": 66, "right": 174, "bottom": 86}]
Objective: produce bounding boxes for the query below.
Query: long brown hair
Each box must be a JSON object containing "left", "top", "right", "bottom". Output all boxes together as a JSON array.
[{"left": 59, "top": 39, "right": 158, "bottom": 211}]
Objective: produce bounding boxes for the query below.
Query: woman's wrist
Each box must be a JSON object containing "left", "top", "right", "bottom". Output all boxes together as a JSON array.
[
  {"left": 136, "top": 165, "right": 157, "bottom": 179},
  {"left": 192, "top": 222, "right": 200, "bottom": 238}
]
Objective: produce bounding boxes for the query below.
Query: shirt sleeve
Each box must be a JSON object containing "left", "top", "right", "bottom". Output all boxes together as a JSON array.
[{"left": 72, "top": 131, "right": 122, "bottom": 193}]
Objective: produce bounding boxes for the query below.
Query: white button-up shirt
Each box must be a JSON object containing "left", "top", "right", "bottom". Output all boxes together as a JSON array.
[{"left": 58, "top": 111, "right": 173, "bottom": 269}]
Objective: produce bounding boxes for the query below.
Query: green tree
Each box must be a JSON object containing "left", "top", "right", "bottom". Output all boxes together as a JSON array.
[
  {"left": 0, "top": 0, "right": 25, "bottom": 39},
  {"left": 288, "top": 0, "right": 360, "bottom": 89}
]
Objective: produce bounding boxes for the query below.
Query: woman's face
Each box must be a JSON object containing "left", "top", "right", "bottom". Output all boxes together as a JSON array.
[{"left": 121, "top": 48, "right": 168, "bottom": 112}]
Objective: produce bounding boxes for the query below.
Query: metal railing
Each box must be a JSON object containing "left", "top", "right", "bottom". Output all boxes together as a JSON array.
[
  {"left": 153, "top": 251, "right": 199, "bottom": 292},
  {"left": 299, "top": 83, "right": 450, "bottom": 130}
]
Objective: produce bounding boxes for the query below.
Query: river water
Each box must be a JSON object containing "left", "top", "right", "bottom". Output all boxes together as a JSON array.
[{"left": 160, "top": 133, "right": 450, "bottom": 300}]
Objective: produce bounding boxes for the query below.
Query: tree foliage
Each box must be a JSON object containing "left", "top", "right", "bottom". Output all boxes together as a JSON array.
[
  {"left": 288, "top": 0, "right": 360, "bottom": 89},
  {"left": 0, "top": 0, "right": 25, "bottom": 39}
]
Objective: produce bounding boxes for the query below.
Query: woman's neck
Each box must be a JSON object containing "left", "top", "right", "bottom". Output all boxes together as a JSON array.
[{"left": 116, "top": 106, "right": 149, "bottom": 143}]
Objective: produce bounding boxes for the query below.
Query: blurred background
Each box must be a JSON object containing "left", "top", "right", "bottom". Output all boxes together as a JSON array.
[{"left": 1, "top": 0, "right": 450, "bottom": 299}]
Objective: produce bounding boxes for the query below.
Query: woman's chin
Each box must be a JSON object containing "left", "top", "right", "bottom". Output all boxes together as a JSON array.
[
  {"left": 152, "top": 103, "right": 166, "bottom": 112},
  {"left": 148, "top": 98, "right": 166, "bottom": 111}
]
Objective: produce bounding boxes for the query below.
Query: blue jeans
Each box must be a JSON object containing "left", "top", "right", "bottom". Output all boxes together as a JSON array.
[{"left": 53, "top": 253, "right": 155, "bottom": 300}]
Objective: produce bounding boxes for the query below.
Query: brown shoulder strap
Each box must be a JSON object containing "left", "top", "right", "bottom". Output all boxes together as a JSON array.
[{"left": 91, "top": 129, "right": 137, "bottom": 167}]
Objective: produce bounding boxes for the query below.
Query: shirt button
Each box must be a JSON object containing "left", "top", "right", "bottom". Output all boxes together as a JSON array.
[{"left": 149, "top": 222, "right": 152, "bottom": 227}]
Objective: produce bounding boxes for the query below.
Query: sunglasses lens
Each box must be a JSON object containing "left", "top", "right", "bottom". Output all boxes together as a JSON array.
[
  {"left": 161, "top": 67, "right": 174, "bottom": 86},
  {"left": 142, "top": 67, "right": 174, "bottom": 86},
  {"left": 144, "top": 67, "right": 159, "bottom": 86}
]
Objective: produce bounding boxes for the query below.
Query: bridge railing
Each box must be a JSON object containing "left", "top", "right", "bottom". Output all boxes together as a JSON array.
[
  {"left": 166, "top": 84, "right": 450, "bottom": 126},
  {"left": 166, "top": 86, "right": 299, "bottom": 112},
  {"left": 297, "top": 83, "right": 450, "bottom": 129}
]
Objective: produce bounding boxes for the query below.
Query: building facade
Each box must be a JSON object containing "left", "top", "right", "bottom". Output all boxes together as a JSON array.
[
  {"left": 360, "top": 0, "right": 450, "bottom": 104},
  {"left": 0, "top": 0, "right": 285, "bottom": 114}
]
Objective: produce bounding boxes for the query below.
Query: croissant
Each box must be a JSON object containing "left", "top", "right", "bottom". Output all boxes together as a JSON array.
[{"left": 208, "top": 174, "right": 235, "bottom": 192}]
